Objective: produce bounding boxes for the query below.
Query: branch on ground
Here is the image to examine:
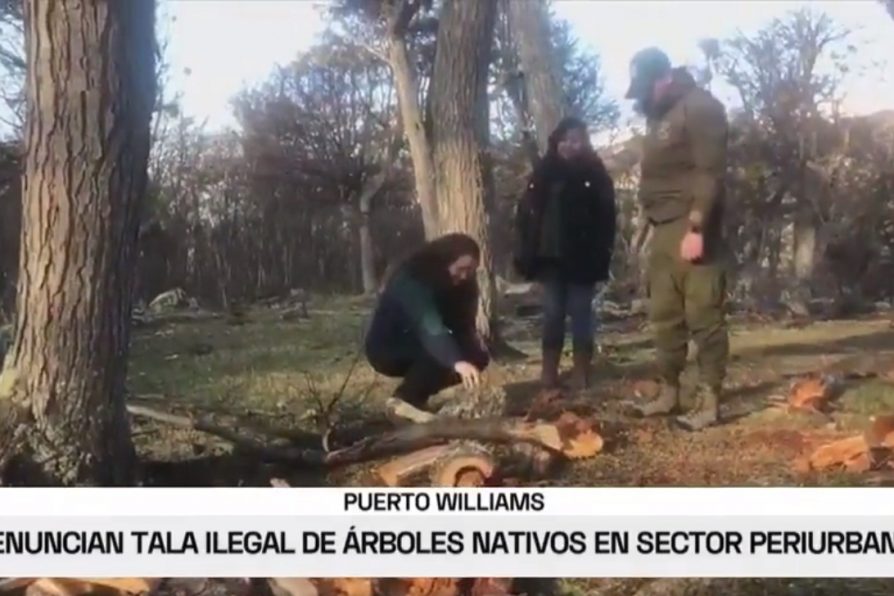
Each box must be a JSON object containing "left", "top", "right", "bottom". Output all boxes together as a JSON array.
[{"left": 127, "top": 404, "right": 603, "bottom": 469}]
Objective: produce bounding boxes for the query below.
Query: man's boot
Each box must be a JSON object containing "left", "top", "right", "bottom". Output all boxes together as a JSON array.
[
  {"left": 675, "top": 384, "right": 719, "bottom": 431},
  {"left": 629, "top": 382, "right": 679, "bottom": 417},
  {"left": 540, "top": 347, "right": 562, "bottom": 389},
  {"left": 570, "top": 343, "right": 593, "bottom": 391}
]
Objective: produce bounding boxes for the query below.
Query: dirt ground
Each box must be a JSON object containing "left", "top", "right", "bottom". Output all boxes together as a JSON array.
[{"left": 126, "top": 297, "right": 894, "bottom": 595}]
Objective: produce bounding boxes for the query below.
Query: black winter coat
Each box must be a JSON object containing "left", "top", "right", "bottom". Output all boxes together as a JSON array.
[{"left": 513, "top": 152, "right": 617, "bottom": 285}]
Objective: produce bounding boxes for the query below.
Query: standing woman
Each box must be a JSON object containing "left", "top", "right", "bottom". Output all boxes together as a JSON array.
[
  {"left": 514, "top": 117, "right": 617, "bottom": 390},
  {"left": 365, "top": 233, "right": 489, "bottom": 423}
]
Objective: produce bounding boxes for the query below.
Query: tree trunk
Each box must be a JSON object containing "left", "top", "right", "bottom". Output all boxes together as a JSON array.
[
  {"left": 358, "top": 208, "right": 377, "bottom": 295},
  {"left": 387, "top": 37, "right": 439, "bottom": 238},
  {"left": 506, "top": 0, "right": 566, "bottom": 156},
  {"left": 793, "top": 211, "right": 817, "bottom": 283},
  {"left": 431, "top": 0, "right": 499, "bottom": 342},
  {"left": 0, "top": 0, "right": 156, "bottom": 486}
]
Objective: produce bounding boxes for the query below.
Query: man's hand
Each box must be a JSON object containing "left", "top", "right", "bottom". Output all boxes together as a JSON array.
[
  {"left": 453, "top": 361, "right": 481, "bottom": 389},
  {"left": 680, "top": 230, "right": 704, "bottom": 262}
]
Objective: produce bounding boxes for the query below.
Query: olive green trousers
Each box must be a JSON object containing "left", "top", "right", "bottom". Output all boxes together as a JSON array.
[{"left": 647, "top": 217, "right": 729, "bottom": 390}]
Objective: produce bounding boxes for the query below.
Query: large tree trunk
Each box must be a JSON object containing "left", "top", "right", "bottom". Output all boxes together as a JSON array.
[
  {"left": 793, "top": 212, "right": 817, "bottom": 283},
  {"left": 358, "top": 204, "right": 377, "bottom": 295},
  {"left": 387, "top": 37, "right": 439, "bottom": 238},
  {"left": 506, "top": 0, "right": 566, "bottom": 156},
  {"left": 0, "top": 0, "right": 156, "bottom": 486},
  {"left": 431, "top": 0, "right": 499, "bottom": 342}
]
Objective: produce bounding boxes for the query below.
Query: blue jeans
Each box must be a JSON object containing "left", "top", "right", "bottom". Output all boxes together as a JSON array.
[{"left": 541, "top": 278, "right": 597, "bottom": 351}]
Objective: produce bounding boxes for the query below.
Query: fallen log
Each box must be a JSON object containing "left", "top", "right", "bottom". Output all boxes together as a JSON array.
[
  {"left": 377, "top": 446, "right": 452, "bottom": 486},
  {"left": 377, "top": 446, "right": 452, "bottom": 487},
  {"left": 127, "top": 405, "right": 603, "bottom": 469}
]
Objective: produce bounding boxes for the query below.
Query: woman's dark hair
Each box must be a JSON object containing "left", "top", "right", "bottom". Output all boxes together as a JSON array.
[
  {"left": 546, "top": 116, "right": 591, "bottom": 157},
  {"left": 400, "top": 232, "right": 480, "bottom": 289},
  {"left": 389, "top": 233, "right": 481, "bottom": 332}
]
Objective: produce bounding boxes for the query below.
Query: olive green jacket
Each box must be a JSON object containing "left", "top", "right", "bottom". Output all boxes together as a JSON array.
[{"left": 638, "top": 68, "right": 728, "bottom": 232}]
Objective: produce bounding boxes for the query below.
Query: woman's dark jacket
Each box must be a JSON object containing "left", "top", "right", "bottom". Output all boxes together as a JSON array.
[
  {"left": 365, "top": 268, "right": 477, "bottom": 370},
  {"left": 513, "top": 151, "right": 617, "bottom": 284}
]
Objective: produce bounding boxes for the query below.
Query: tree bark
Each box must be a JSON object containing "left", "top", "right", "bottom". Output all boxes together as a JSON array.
[
  {"left": 387, "top": 36, "right": 439, "bottom": 238},
  {"left": 358, "top": 207, "right": 377, "bottom": 295},
  {"left": 431, "top": 0, "right": 499, "bottom": 341},
  {"left": 0, "top": 0, "right": 156, "bottom": 485},
  {"left": 506, "top": 0, "right": 566, "bottom": 156}
]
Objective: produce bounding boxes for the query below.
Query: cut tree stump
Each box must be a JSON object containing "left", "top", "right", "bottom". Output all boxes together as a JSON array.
[
  {"left": 797, "top": 414, "right": 894, "bottom": 474},
  {"left": 787, "top": 374, "right": 841, "bottom": 412},
  {"left": 806, "top": 435, "right": 872, "bottom": 472}
]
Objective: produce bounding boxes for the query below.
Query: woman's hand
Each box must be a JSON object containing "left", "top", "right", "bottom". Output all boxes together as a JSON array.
[{"left": 453, "top": 361, "right": 481, "bottom": 389}]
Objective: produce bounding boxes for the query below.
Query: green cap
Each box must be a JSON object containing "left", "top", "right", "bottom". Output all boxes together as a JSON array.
[{"left": 625, "top": 47, "right": 672, "bottom": 100}]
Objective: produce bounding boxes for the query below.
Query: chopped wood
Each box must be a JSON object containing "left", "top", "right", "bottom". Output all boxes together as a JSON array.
[
  {"left": 377, "top": 445, "right": 452, "bottom": 487},
  {"left": 268, "top": 578, "right": 319, "bottom": 596},
  {"left": 74, "top": 579, "right": 159, "bottom": 594},
  {"left": 554, "top": 412, "right": 604, "bottom": 459},
  {"left": 866, "top": 414, "right": 894, "bottom": 448},
  {"left": 313, "top": 578, "right": 373, "bottom": 596},
  {"left": 467, "top": 578, "right": 513, "bottom": 595},
  {"left": 0, "top": 578, "right": 35, "bottom": 592},
  {"left": 787, "top": 374, "right": 840, "bottom": 411},
  {"left": 25, "top": 579, "right": 77, "bottom": 596},
  {"left": 376, "top": 578, "right": 460, "bottom": 596},
  {"left": 429, "top": 449, "right": 496, "bottom": 487},
  {"left": 805, "top": 435, "right": 872, "bottom": 473},
  {"left": 1, "top": 578, "right": 159, "bottom": 596}
]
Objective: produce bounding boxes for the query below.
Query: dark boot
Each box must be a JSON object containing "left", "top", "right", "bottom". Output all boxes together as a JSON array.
[
  {"left": 540, "top": 347, "right": 562, "bottom": 389},
  {"left": 675, "top": 384, "right": 720, "bottom": 431},
  {"left": 570, "top": 343, "right": 593, "bottom": 391},
  {"left": 629, "top": 382, "right": 680, "bottom": 417}
]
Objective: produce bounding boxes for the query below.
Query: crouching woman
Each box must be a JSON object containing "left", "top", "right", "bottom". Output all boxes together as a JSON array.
[{"left": 364, "top": 233, "right": 489, "bottom": 423}]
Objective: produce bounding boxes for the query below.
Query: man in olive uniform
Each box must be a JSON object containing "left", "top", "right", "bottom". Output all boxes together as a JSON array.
[{"left": 625, "top": 47, "right": 730, "bottom": 431}]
